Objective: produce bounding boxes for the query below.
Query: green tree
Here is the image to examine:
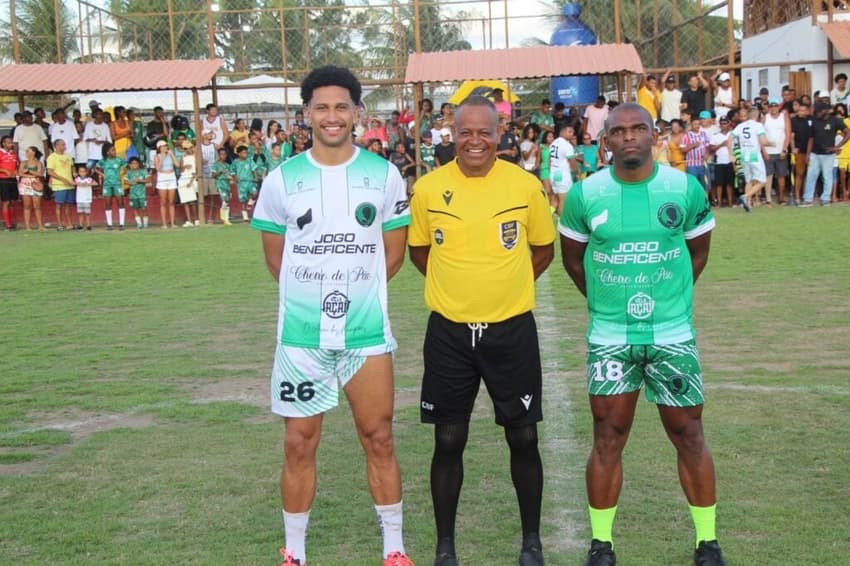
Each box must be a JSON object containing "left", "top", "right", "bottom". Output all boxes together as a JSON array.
[
  {"left": 1, "top": 0, "right": 77, "bottom": 63},
  {"left": 109, "top": 0, "right": 209, "bottom": 61}
]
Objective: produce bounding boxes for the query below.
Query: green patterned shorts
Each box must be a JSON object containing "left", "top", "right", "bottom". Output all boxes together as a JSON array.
[
  {"left": 586, "top": 340, "right": 704, "bottom": 407},
  {"left": 129, "top": 196, "right": 147, "bottom": 209},
  {"left": 102, "top": 184, "right": 124, "bottom": 198}
]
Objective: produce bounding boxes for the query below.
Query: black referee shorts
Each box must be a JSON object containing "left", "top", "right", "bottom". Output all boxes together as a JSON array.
[
  {"left": 420, "top": 311, "right": 543, "bottom": 427},
  {"left": 0, "top": 178, "right": 18, "bottom": 202}
]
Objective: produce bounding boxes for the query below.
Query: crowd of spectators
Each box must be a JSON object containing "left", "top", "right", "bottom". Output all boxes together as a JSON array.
[{"left": 0, "top": 73, "right": 846, "bottom": 231}]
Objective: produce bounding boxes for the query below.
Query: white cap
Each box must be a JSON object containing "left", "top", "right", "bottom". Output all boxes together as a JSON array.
[
  {"left": 156, "top": 140, "right": 167, "bottom": 148},
  {"left": 814, "top": 89, "right": 829, "bottom": 98},
  {"left": 439, "top": 128, "right": 451, "bottom": 137},
  {"left": 718, "top": 72, "right": 730, "bottom": 82}
]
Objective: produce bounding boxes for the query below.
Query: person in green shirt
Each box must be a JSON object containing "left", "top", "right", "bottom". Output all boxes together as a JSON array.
[
  {"left": 127, "top": 109, "right": 146, "bottom": 164},
  {"left": 529, "top": 99, "right": 555, "bottom": 144},
  {"left": 124, "top": 157, "right": 150, "bottom": 229},
  {"left": 211, "top": 148, "right": 233, "bottom": 225},
  {"left": 577, "top": 132, "right": 600, "bottom": 178},
  {"left": 559, "top": 103, "right": 726, "bottom": 566},
  {"left": 419, "top": 131, "right": 436, "bottom": 174},
  {"left": 95, "top": 142, "right": 126, "bottom": 230},
  {"left": 265, "top": 142, "right": 286, "bottom": 173},
  {"left": 230, "top": 145, "right": 258, "bottom": 221}
]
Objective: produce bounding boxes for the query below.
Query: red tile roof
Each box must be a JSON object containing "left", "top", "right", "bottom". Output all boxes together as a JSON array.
[
  {"left": 822, "top": 21, "right": 850, "bottom": 59},
  {"left": 405, "top": 44, "right": 644, "bottom": 83},
  {"left": 0, "top": 59, "right": 224, "bottom": 94}
]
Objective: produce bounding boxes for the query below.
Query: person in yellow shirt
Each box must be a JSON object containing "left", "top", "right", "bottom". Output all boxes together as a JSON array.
[
  {"left": 46, "top": 139, "right": 76, "bottom": 230},
  {"left": 408, "top": 95, "right": 555, "bottom": 566},
  {"left": 637, "top": 74, "right": 661, "bottom": 121},
  {"left": 837, "top": 111, "right": 850, "bottom": 201}
]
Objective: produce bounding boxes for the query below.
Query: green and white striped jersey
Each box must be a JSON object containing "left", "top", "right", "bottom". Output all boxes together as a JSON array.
[{"left": 252, "top": 147, "right": 410, "bottom": 350}]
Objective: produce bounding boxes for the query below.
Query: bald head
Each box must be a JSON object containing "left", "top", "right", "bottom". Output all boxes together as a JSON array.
[{"left": 605, "top": 103, "right": 654, "bottom": 133}]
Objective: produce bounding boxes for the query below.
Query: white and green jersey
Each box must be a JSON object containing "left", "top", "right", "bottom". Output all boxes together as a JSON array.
[
  {"left": 559, "top": 164, "right": 715, "bottom": 345},
  {"left": 251, "top": 147, "right": 410, "bottom": 351}
]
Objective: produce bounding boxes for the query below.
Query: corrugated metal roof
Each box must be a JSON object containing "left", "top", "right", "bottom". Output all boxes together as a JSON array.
[
  {"left": 822, "top": 21, "right": 850, "bottom": 59},
  {"left": 0, "top": 59, "right": 224, "bottom": 94},
  {"left": 405, "top": 44, "right": 644, "bottom": 83}
]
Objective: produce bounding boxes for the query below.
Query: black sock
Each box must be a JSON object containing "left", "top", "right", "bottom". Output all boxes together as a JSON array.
[
  {"left": 431, "top": 422, "right": 470, "bottom": 555},
  {"left": 504, "top": 424, "right": 543, "bottom": 538}
]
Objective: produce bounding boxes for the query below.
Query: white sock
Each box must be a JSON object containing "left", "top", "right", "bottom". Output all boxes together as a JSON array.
[
  {"left": 242, "top": 209, "right": 249, "bottom": 220},
  {"left": 105, "top": 210, "right": 113, "bottom": 226},
  {"left": 283, "top": 509, "right": 310, "bottom": 563},
  {"left": 143, "top": 216, "right": 149, "bottom": 227},
  {"left": 135, "top": 214, "right": 141, "bottom": 227},
  {"left": 375, "top": 501, "right": 405, "bottom": 558},
  {"left": 118, "top": 208, "right": 126, "bottom": 226}
]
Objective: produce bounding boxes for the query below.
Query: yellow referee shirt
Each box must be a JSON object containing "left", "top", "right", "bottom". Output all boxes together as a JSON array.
[{"left": 409, "top": 159, "right": 555, "bottom": 323}]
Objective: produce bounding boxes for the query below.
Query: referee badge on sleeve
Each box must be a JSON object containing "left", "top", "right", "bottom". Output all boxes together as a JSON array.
[{"left": 500, "top": 220, "right": 519, "bottom": 250}]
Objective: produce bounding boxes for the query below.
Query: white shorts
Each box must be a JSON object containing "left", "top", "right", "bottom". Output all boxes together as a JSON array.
[
  {"left": 157, "top": 171, "right": 178, "bottom": 190},
  {"left": 551, "top": 170, "right": 573, "bottom": 195},
  {"left": 270, "top": 343, "right": 394, "bottom": 418},
  {"left": 743, "top": 159, "right": 766, "bottom": 183}
]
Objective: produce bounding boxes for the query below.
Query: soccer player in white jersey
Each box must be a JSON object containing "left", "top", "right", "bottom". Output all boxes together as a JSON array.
[
  {"left": 549, "top": 123, "right": 580, "bottom": 215},
  {"left": 728, "top": 107, "right": 770, "bottom": 212},
  {"left": 251, "top": 66, "right": 413, "bottom": 566},
  {"left": 560, "top": 104, "right": 727, "bottom": 566}
]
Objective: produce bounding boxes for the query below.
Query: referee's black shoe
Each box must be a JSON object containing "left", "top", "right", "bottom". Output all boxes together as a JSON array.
[
  {"left": 433, "top": 552, "right": 458, "bottom": 566},
  {"left": 518, "top": 532, "right": 544, "bottom": 565},
  {"left": 694, "top": 540, "right": 727, "bottom": 566},
  {"left": 584, "top": 539, "right": 616, "bottom": 566}
]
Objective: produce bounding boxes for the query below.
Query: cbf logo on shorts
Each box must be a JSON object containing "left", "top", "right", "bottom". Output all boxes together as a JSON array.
[
  {"left": 627, "top": 292, "right": 655, "bottom": 319},
  {"left": 322, "top": 291, "right": 350, "bottom": 318},
  {"left": 500, "top": 220, "right": 519, "bottom": 250}
]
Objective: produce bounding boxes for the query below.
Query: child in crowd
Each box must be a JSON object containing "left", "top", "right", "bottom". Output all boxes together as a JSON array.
[
  {"left": 200, "top": 131, "right": 217, "bottom": 223},
  {"left": 265, "top": 142, "right": 286, "bottom": 174},
  {"left": 388, "top": 141, "right": 416, "bottom": 196},
  {"left": 74, "top": 120, "right": 87, "bottom": 170},
  {"left": 577, "top": 132, "right": 600, "bottom": 178},
  {"left": 74, "top": 165, "right": 96, "bottom": 231},
  {"left": 419, "top": 130, "right": 436, "bottom": 174},
  {"left": 249, "top": 132, "right": 268, "bottom": 186},
  {"left": 95, "top": 142, "right": 126, "bottom": 231},
  {"left": 177, "top": 140, "right": 199, "bottom": 227},
  {"left": 211, "top": 148, "right": 233, "bottom": 225},
  {"left": 124, "top": 157, "right": 150, "bottom": 229},
  {"left": 230, "top": 145, "right": 257, "bottom": 221}
]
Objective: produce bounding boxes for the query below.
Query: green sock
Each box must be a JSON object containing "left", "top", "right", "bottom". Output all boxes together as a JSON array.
[
  {"left": 689, "top": 503, "right": 717, "bottom": 547},
  {"left": 588, "top": 505, "right": 617, "bottom": 544}
]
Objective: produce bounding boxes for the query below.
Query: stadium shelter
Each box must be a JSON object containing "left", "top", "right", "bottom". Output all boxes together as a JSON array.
[
  {"left": 0, "top": 59, "right": 223, "bottom": 225},
  {"left": 404, "top": 44, "right": 645, "bottom": 173}
]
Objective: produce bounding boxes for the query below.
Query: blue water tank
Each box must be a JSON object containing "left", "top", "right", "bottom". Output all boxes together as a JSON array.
[{"left": 550, "top": 3, "right": 599, "bottom": 106}]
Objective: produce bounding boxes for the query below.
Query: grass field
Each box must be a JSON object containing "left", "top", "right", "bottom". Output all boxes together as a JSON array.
[{"left": 1, "top": 206, "right": 849, "bottom": 565}]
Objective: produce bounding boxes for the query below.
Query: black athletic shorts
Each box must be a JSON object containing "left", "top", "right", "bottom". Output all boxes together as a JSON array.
[
  {"left": 420, "top": 311, "right": 543, "bottom": 427},
  {"left": 0, "top": 178, "right": 18, "bottom": 202},
  {"left": 713, "top": 163, "right": 734, "bottom": 187}
]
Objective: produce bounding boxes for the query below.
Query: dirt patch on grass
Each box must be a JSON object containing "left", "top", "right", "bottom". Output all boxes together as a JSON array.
[
  {"left": 0, "top": 409, "right": 157, "bottom": 476},
  {"left": 184, "top": 376, "right": 267, "bottom": 407}
]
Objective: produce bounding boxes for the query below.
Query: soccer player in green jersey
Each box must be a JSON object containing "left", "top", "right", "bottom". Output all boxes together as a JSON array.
[
  {"left": 559, "top": 103, "right": 727, "bottom": 566},
  {"left": 230, "top": 145, "right": 257, "bottom": 222},
  {"left": 211, "top": 148, "right": 232, "bottom": 225},
  {"left": 95, "top": 142, "right": 126, "bottom": 231}
]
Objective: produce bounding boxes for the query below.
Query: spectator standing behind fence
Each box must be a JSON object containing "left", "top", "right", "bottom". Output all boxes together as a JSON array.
[
  {"left": 18, "top": 146, "right": 45, "bottom": 231},
  {"left": 13, "top": 111, "right": 48, "bottom": 162},
  {"left": 74, "top": 165, "right": 95, "bottom": 231},
  {"left": 47, "top": 139, "right": 76, "bottom": 231},
  {"left": 660, "top": 71, "right": 683, "bottom": 123},
  {"left": 0, "top": 136, "right": 19, "bottom": 230},
  {"left": 111, "top": 106, "right": 133, "bottom": 160},
  {"left": 49, "top": 108, "right": 78, "bottom": 164},
  {"left": 790, "top": 102, "right": 812, "bottom": 206},
  {"left": 712, "top": 71, "right": 735, "bottom": 120},
  {"left": 583, "top": 96, "right": 609, "bottom": 143},
  {"left": 637, "top": 75, "right": 661, "bottom": 121},
  {"left": 681, "top": 116, "right": 711, "bottom": 192},
  {"left": 74, "top": 121, "right": 87, "bottom": 170},
  {"left": 178, "top": 140, "right": 199, "bottom": 227},
  {"left": 127, "top": 109, "right": 145, "bottom": 163},
  {"left": 84, "top": 110, "right": 112, "bottom": 169},
  {"left": 229, "top": 119, "right": 250, "bottom": 153},
  {"left": 434, "top": 129, "right": 456, "bottom": 168},
  {"left": 201, "top": 103, "right": 229, "bottom": 151},
  {"left": 801, "top": 97, "right": 848, "bottom": 206},
  {"left": 211, "top": 148, "right": 233, "bottom": 226},
  {"left": 419, "top": 131, "right": 436, "bottom": 174},
  {"left": 763, "top": 100, "right": 791, "bottom": 205},
  {"left": 154, "top": 140, "right": 179, "bottom": 229}
]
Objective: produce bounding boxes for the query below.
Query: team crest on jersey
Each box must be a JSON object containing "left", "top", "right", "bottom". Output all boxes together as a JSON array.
[
  {"left": 322, "top": 291, "right": 350, "bottom": 319},
  {"left": 657, "top": 203, "right": 684, "bottom": 229},
  {"left": 355, "top": 202, "right": 377, "bottom": 227},
  {"left": 434, "top": 228, "right": 444, "bottom": 245},
  {"left": 443, "top": 190, "right": 453, "bottom": 205},
  {"left": 500, "top": 221, "right": 519, "bottom": 250},
  {"left": 627, "top": 292, "right": 655, "bottom": 320}
]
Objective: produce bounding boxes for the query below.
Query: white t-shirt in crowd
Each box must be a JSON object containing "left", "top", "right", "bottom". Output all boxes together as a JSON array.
[
  {"left": 763, "top": 113, "right": 786, "bottom": 155},
  {"left": 660, "top": 88, "right": 683, "bottom": 122},
  {"left": 48, "top": 120, "right": 79, "bottom": 161},
  {"left": 710, "top": 132, "right": 731, "bottom": 164}
]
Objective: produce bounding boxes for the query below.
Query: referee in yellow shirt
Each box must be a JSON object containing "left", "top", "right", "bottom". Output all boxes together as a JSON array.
[{"left": 409, "top": 95, "right": 555, "bottom": 566}]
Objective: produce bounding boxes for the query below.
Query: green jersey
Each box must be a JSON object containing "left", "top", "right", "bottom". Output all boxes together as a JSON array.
[
  {"left": 211, "top": 161, "right": 231, "bottom": 192},
  {"left": 125, "top": 169, "right": 149, "bottom": 199},
  {"left": 97, "top": 157, "right": 124, "bottom": 187},
  {"left": 559, "top": 164, "right": 715, "bottom": 345},
  {"left": 530, "top": 110, "right": 554, "bottom": 142},
  {"left": 230, "top": 158, "right": 257, "bottom": 189},
  {"left": 420, "top": 143, "right": 436, "bottom": 169}
]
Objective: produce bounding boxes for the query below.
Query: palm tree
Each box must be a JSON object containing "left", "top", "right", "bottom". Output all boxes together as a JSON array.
[{"left": 1, "top": 0, "right": 77, "bottom": 63}]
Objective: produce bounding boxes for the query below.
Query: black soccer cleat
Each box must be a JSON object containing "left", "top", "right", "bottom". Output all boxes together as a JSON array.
[
  {"left": 585, "top": 539, "right": 616, "bottom": 566},
  {"left": 694, "top": 540, "right": 727, "bottom": 566},
  {"left": 433, "top": 552, "right": 458, "bottom": 566},
  {"left": 518, "top": 532, "right": 545, "bottom": 565}
]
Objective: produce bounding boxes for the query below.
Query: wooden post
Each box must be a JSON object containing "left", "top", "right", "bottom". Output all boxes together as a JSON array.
[
  {"left": 504, "top": 0, "right": 509, "bottom": 48},
  {"left": 303, "top": 7, "right": 311, "bottom": 71},
  {"left": 98, "top": 10, "right": 106, "bottom": 61},
  {"left": 54, "top": 0, "right": 63, "bottom": 63},
  {"left": 10, "top": 0, "right": 21, "bottom": 63},
  {"left": 192, "top": 88, "right": 205, "bottom": 225},
  {"left": 636, "top": 0, "right": 641, "bottom": 42},
  {"left": 206, "top": 0, "right": 216, "bottom": 59},
  {"left": 697, "top": 0, "right": 704, "bottom": 65},
  {"left": 413, "top": 83, "right": 422, "bottom": 180},
  {"left": 280, "top": 3, "right": 289, "bottom": 126},
  {"left": 653, "top": 0, "right": 659, "bottom": 68},
  {"left": 614, "top": 0, "right": 622, "bottom": 43},
  {"left": 672, "top": 0, "right": 680, "bottom": 69},
  {"left": 727, "top": 0, "right": 735, "bottom": 72},
  {"left": 167, "top": 0, "right": 177, "bottom": 59},
  {"left": 78, "top": 0, "right": 86, "bottom": 63},
  {"left": 18, "top": 94, "right": 25, "bottom": 112},
  {"left": 414, "top": 0, "right": 421, "bottom": 53}
]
